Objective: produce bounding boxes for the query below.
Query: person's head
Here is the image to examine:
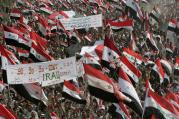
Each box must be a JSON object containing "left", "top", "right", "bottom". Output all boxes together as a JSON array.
[
  {"left": 40, "top": 114, "right": 45, "bottom": 119},
  {"left": 30, "top": 111, "right": 36, "bottom": 119}
]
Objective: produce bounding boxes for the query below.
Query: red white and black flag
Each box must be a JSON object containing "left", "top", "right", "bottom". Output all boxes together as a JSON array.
[
  {"left": 83, "top": 53, "right": 102, "bottom": 70},
  {"left": 30, "top": 31, "right": 48, "bottom": 50},
  {"left": 13, "top": 83, "right": 48, "bottom": 106},
  {"left": 10, "top": 9, "right": 21, "bottom": 19},
  {"left": 165, "top": 92, "right": 179, "bottom": 111},
  {"left": 143, "top": 89, "right": 179, "bottom": 119},
  {"left": 168, "top": 19, "right": 177, "bottom": 33},
  {"left": 3, "top": 25, "right": 32, "bottom": 50},
  {"left": 17, "top": 48, "right": 30, "bottom": 58},
  {"left": 62, "top": 80, "right": 86, "bottom": 104},
  {"left": 152, "top": 58, "right": 165, "bottom": 84},
  {"left": 108, "top": 103, "right": 131, "bottom": 119},
  {"left": 0, "top": 44, "right": 20, "bottom": 70},
  {"left": 119, "top": 55, "right": 142, "bottom": 84},
  {"left": 146, "top": 31, "right": 159, "bottom": 51},
  {"left": 84, "top": 64, "right": 130, "bottom": 103},
  {"left": 107, "top": 19, "right": 134, "bottom": 31},
  {"left": 174, "top": 57, "right": 179, "bottom": 77},
  {"left": 123, "top": 0, "right": 144, "bottom": 21},
  {"left": 149, "top": 6, "right": 160, "bottom": 23},
  {"left": 40, "top": 5, "right": 53, "bottom": 14},
  {"left": 29, "top": 43, "right": 53, "bottom": 62},
  {"left": 37, "top": 15, "right": 51, "bottom": 36},
  {"left": 102, "top": 36, "right": 120, "bottom": 70},
  {"left": 118, "top": 68, "right": 143, "bottom": 117},
  {"left": 84, "top": 64, "right": 118, "bottom": 102},
  {"left": 123, "top": 48, "right": 143, "bottom": 65}
]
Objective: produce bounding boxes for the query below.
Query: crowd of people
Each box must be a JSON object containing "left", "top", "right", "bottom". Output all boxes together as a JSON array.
[{"left": 0, "top": 0, "right": 178, "bottom": 119}]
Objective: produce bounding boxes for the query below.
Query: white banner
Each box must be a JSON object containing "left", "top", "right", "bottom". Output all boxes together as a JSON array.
[
  {"left": 60, "top": 14, "right": 102, "bottom": 30},
  {"left": 6, "top": 57, "right": 77, "bottom": 86},
  {"left": 76, "top": 60, "right": 84, "bottom": 77}
]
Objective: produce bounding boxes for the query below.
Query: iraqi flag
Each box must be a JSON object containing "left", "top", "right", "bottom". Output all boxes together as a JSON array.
[
  {"left": 29, "top": 43, "right": 53, "bottom": 62},
  {"left": 146, "top": 31, "right": 158, "bottom": 51},
  {"left": 160, "top": 59, "right": 172, "bottom": 76},
  {"left": 83, "top": 53, "right": 102, "bottom": 70},
  {"left": 62, "top": 80, "right": 86, "bottom": 104},
  {"left": 10, "top": 9, "right": 21, "bottom": 19},
  {"left": 3, "top": 25, "right": 32, "bottom": 50},
  {"left": 107, "top": 19, "right": 134, "bottom": 31},
  {"left": 168, "top": 19, "right": 177, "bottom": 33},
  {"left": 40, "top": 6, "right": 53, "bottom": 14},
  {"left": 152, "top": 58, "right": 165, "bottom": 84},
  {"left": 12, "top": 83, "right": 48, "bottom": 106},
  {"left": 84, "top": 64, "right": 118, "bottom": 102},
  {"left": 174, "top": 57, "right": 179, "bottom": 77},
  {"left": 124, "top": 0, "right": 144, "bottom": 21},
  {"left": 17, "top": 48, "right": 30, "bottom": 58},
  {"left": 19, "top": 15, "right": 28, "bottom": 25},
  {"left": 0, "top": 44, "right": 20, "bottom": 70},
  {"left": 123, "top": 48, "right": 143, "bottom": 65},
  {"left": 108, "top": 103, "right": 131, "bottom": 119},
  {"left": 30, "top": 31, "right": 48, "bottom": 50},
  {"left": 118, "top": 68, "right": 143, "bottom": 117},
  {"left": 0, "top": 104, "right": 16, "bottom": 119},
  {"left": 119, "top": 55, "right": 142, "bottom": 84},
  {"left": 165, "top": 92, "right": 179, "bottom": 111},
  {"left": 143, "top": 89, "right": 179, "bottom": 119},
  {"left": 102, "top": 36, "right": 120, "bottom": 69},
  {"left": 80, "top": 44, "right": 104, "bottom": 61},
  {"left": 149, "top": 7, "right": 160, "bottom": 23},
  {"left": 37, "top": 15, "right": 50, "bottom": 36},
  {"left": 50, "top": 112, "right": 60, "bottom": 119}
]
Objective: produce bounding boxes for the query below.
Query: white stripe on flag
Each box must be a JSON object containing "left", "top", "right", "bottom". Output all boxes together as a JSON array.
[
  {"left": 118, "top": 77, "right": 142, "bottom": 107},
  {"left": 86, "top": 74, "right": 114, "bottom": 93},
  {"left": 63, "top": 85, "right": 81, "bottom": 100},
  {"left": 4, "top": 31, "right": 19, "bottom": 40},
  {"left": 145, "top": 97, "right": 178, "bottom": 119}
]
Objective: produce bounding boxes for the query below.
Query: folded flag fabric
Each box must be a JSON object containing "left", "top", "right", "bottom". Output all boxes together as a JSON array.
[
  {"left": 102, "top": 36, "right": 120, "bottom": 70},
  {"left": 3, "top": 25, "right": 32, "bottom": 50},
  {"left": 0, "top": 104, "right": 17, "bottom": 119},
  {"left": 108, "top": 19, "right": 133, "bottom": 31},
  {"left": 143, "top": 89, "right": 179, "bottom": 119},
  {"left": 123, "top": 48, "right": 143, "bottom": 65},
  {"left": 50, "top": 112, "right": 60, "bottom": 119},
  {"left": 152, "top": 58, "right": 165, "bottom": 84},
  {"left": 84, "top": 64, "right": 131, "bottom": 103},
  {"left": 118, "top": 68, "right": 143, "bottom": 117},
  {"left": 174, "top": 57, "right": 179, "bottom": 77},
  {"left": 62, "top": 80, "right": 86, "bottom": 104},
  {"left": 119, "top": 55, "right": 142, "bottom": 84},
  {"left": 83, "top": 53, "right": 102, "bottom": 70},
  {"left": 168, "top": 19, "right": 177, "bottom": 32}
]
